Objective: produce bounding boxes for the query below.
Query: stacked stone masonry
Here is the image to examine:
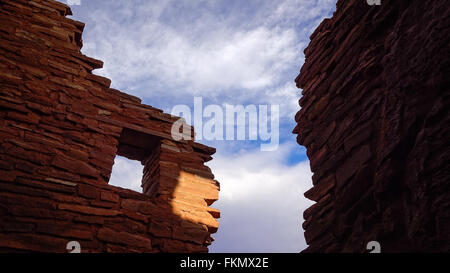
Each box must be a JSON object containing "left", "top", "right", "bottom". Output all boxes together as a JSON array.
[
  {"left": 0, "top": 0, "right": 219, "bottom": 252},
  {"left": 294, "top": 0, "right": 449, "bottom": 252}
]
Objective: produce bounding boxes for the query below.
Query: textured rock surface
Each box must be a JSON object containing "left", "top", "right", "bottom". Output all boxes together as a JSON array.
[
  {"left": 294, "top": 0, "right": 449, "bottom": 252},
  {"left": 0, "top": 0, "right": 219, "bottom": 252}
]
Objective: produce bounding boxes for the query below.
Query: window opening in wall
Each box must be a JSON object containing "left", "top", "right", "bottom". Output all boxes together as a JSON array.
[
  {"left": 109, "top": 155, "right": 144, "bottom": 193},
  {"left": 108, "top": 128, "right": 160, "bottom": 193}
]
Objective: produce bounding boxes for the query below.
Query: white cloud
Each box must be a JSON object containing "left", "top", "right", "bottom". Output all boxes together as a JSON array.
[
  {"left": 261, "top": 81, "right": 302, "bottom": 119},
  {"left": 82, "top": 15, "right": 297, "bottom": 96},
  {"left": 71, "top": 0, "right": 336, "bottom": 120},
  {"left": 207, "top": 143, "right": 314, "bottom": 252},
  {"left": 265, "top": 0, "right": 335, "bottom": 27}
]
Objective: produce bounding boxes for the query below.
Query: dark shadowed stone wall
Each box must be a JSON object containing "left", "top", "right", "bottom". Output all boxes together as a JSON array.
[{"left": 294, "top": 0, "right": 449, "bottom": 252}]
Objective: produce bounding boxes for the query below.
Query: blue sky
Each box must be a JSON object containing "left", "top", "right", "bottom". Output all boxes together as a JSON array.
[{"left": 68, "top": 0, "right": 336, "bottom": 252}]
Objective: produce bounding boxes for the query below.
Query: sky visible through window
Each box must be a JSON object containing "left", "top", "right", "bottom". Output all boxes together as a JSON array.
[{"left": 69, "top": 0, "right": 336, "bottom": 253}]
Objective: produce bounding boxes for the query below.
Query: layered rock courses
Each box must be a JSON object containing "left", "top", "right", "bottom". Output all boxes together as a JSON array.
[
  {"left": 294, "top": 0, "right": 449, "bottom": 252},
  {"left": 0, "top": 0, "right": 220, "bottom": 252}
]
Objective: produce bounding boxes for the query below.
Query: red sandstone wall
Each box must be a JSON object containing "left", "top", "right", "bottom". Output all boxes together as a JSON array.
[
  {"left": 0, "top": 0, "right": 219, "bottom": 252},
  {"left": 294, "top": 0, "right": 449, "bottom": 252}
]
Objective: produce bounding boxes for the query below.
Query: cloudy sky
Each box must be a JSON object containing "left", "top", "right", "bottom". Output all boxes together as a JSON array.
[{"left": 68, "top": 0, "right": 336, "bottom": 252}]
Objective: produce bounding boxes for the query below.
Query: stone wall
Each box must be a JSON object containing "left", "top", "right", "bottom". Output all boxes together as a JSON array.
[
  {"left": 0, "top": 0, "right": 219, "bottom": 252},
  {"left": 294, "top": 0, "right": 449, "bottom": 252}
]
